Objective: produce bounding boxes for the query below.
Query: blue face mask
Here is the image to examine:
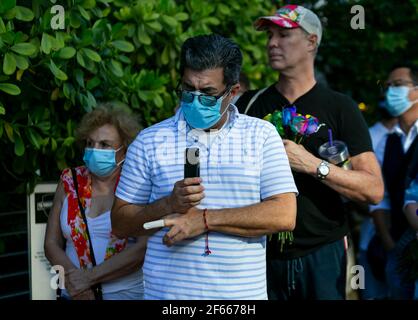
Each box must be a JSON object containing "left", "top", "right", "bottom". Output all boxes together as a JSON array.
[
  {"left": 385, "top": 86, "right": 418, "bottom": 117},
  {"left": 83, "top": 146, "right": 124, "bottom": 177},
  {"left": 181, "top": 91, "right": 229, "bottom": 129}
]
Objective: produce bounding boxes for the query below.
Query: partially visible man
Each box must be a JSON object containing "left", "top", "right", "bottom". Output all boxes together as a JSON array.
[
  {"left": 111, "top": 34, "right": 297, "bottom": 299},
  {"left": 371, "top": 63, "right": 418, "bottom": 299},
  {"left": 236, "top": 4, "right": 384, "bottom": 300}
]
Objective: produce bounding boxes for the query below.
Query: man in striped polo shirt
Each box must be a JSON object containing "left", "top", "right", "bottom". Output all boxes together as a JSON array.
[{"left": 111, "top": 34, "right": 298, "bottom": 300}]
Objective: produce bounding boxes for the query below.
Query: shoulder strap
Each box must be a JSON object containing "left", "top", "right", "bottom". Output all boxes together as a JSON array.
[
  {"left": 70, "top": 168, "right": 103, "bottom": 300},
  {"left": 243, "top": 87, "right": 268, "bottom": 115}
]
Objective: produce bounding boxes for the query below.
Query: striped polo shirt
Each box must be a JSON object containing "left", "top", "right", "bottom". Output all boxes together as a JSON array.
[{"left": 116, "top": 104, "right": 297, "bottom": 300}]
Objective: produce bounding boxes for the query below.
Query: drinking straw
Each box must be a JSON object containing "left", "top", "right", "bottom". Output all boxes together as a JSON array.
[{"left": 328, "top": 129, "right": 333, "bottom": 147}]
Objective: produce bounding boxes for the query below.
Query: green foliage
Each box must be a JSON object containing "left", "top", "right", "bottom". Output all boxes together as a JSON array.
[
  {"left": 1, "top": 0, "right": 417, "bottom": 193},
  {"left": 304, "top": 0, "right": 418, "bottom": 123},
  {"left": 0, "top": 0, "right": 274, "bottom": 193}
]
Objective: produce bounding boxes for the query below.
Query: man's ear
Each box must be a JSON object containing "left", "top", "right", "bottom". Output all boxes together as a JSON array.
[
  {"left": 306, "top": 34, "right": 318, "bottom": 53},
  {"left": 230, "top": 83, "right": 241, "bottom": 97}
]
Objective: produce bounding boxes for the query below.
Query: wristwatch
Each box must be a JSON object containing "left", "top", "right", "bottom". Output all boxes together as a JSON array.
[{"left": 317, "top": 160, "right": 330, "bottom": 180}]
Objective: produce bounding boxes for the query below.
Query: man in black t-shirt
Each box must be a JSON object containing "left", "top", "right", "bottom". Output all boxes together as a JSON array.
[{"left": 236, "top": 4, "right": 384, "bottom": 300}]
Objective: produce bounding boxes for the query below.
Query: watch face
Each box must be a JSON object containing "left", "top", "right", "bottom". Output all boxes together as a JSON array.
[{"left": 319, "top": 164, "right": 329, "bottom": 175}]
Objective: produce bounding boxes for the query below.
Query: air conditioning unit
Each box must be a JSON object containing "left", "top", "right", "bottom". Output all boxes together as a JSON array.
[{"left": 27, "top": 182, "right": 57, "bottom": 300}]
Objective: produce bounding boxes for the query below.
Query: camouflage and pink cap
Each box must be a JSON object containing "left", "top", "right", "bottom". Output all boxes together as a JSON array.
[{"left": 254, "top": 4, "right": 323, "bottom": 46}]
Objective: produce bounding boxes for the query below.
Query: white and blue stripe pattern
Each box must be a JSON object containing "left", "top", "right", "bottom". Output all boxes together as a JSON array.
[{"left": 116, "top": 105, "right": 297, "bottom": 300}]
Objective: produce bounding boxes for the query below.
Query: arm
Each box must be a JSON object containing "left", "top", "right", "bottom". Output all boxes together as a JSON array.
[
  {"left": 44, "top": 182, "right": 97, "bottom": 299},
  {"left": 44, "top": 181, "right": 79, "bottom": 273},
  {"left": 404, "top": 203, "right": 418, "bottom": 231},
  {"left": 283, "top": 140, "right": 384, "bottom": 204},
  {"left": 163, "top": 192, "right": 296, "bottom": 246},
  {"left": 111, "top": 177, "right": 204, "bottom": 237},
  {"left": 65, "top": 236, "right": 147, "bottom": 297}
]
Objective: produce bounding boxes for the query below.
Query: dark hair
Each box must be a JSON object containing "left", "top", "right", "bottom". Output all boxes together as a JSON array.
[
  {"left": 179, "top": 34, "right": 242, "bottom": 87},
  {"left": 390, "top": 62, "right": 418, "bottom": 84},
  {"left": 75, "top": 102, "right": 141, "bottom": 150}
]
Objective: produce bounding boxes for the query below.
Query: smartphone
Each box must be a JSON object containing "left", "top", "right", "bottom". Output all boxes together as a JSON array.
[{"left": 184, "top": 148, "right": 200, "bottom": 178}]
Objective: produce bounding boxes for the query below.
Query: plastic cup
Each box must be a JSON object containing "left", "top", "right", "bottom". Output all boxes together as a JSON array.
[{"left": 318, "top": 140, "right": 352, "bottom": 170}]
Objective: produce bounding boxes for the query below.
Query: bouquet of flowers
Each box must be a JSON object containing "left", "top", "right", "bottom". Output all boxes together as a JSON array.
[{"left": 264, "top": 106, "right": 324, "bottom": 251}]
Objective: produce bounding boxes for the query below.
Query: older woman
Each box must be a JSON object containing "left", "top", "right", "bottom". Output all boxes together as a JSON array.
[{"left": 44, "top": 103, "right": 145, "bottom": 300}]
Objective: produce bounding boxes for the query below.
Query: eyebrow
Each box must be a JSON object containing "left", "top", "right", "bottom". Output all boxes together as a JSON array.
[
  {"left": 182, "top": 81, "right": 218, "bottom": 94},
  {"left": 87, "top": 138, "right": 114, "bottom": 144}
]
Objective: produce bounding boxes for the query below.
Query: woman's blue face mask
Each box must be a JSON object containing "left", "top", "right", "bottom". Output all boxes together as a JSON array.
[
  {"left": 83, "top": 146, "right": 124, "bottom": 177},
  {"left": 180, "top": 88, "right": 230, "bottom": 129}
]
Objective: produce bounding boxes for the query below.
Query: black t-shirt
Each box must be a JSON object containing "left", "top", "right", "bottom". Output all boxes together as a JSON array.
[{"left": 236, "top": 83, "right": 373, "bottom": 259}]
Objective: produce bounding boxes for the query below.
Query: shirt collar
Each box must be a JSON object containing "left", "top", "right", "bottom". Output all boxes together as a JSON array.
[{"left": 393, "top": 119, "right": 418, "bottom": 137}]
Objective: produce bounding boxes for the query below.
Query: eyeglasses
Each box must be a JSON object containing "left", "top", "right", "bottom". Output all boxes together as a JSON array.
[
  {"left": 383, "top": 80, "right": 416, "bottom": 89},
  {"left": 177, "top": 86, "right": 231, "bottom": 107}
]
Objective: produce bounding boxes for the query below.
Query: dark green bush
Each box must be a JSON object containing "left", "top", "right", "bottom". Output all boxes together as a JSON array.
[{"left": 0, "top": 0, "right": 274, "bottom": 193}]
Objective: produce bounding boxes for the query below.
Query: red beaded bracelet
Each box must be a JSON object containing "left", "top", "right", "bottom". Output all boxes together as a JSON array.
[{"left": 202, "top": 209, "right": 211, "bottom": 256}]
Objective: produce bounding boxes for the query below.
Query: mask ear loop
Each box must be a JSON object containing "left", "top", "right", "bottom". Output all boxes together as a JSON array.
[
  {"left": 115, "top": 145, "right": 125, "bottom": 167},
  {"left": 409, "top": 86, "right": 418, "bottom": 105}
]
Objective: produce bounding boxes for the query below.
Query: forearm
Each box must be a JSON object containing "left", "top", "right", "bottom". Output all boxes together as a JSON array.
[
  {"left": 321, "top": 163, "right": 383, "bottom": 204},
  {"left": 301, "top": 153, "right": 383, "bottom": 204},
  {"left": 112, "top": 196, "right": 171, "bottom": 237},
  {"left": 206, "top": 194, "right": 296, "bottom": 237},
  {"left": 44, "top": 242, "right": 78, "bottom": 273},
  {"left": 405, "top": 203, "right": 418, "bottom": 231},
  {"left": 88, "top": 238, "right": 147, "bottom": 286}
]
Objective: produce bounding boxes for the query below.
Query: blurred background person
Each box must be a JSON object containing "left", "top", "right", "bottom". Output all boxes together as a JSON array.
[
  {"left": 359, "top": 100, "right": 397, "bottom": 299},
  {"left": 370, "top": 63, "right": 418, "bottom": 299}
]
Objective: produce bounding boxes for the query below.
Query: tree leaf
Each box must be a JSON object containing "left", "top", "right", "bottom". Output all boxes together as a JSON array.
[
  {"left": 11, "top": 43, "right": 36, "bottom": 56},
  {"left": 15, "top": 54, "right": 29, "bottom": 70},
  {"left": 0, "top": 83, "right": 20, "bottom": 95},
  {"left": 74, "top": 69, "right": 84, "bottom": 88},
  {"left": 146, "top": 21, "right": 163, "bottom": 32},
  {"left": 81, "top": 0, "right": 96, "bottom": 10},
  {"left": 137, "top": 27, "right": 151, "bottom": 45},
  {"left": 0, "top": 105, "right": 5, "bottom": 115},
  {"left": 4, "top": 122, "right": 13, "bottom": 142},
  {"left": 26, "top": 127, "right": 42, "bottom": 150},
  {"left": 14, "top": 132, "right": 25, "bottom": 156},
  {"left": 81, "top": 48, "right": 101, "bottom": 62},
  {"left": 41, "top": 33, "right": 52, "bottom": 54},
  {"left": 77, "top": 5, "right": 90, "bottom": 21},
  {"left": 14, "top": 6, "right": 34, "bottom": 22},
  {"left": 57, "top": 47, "right": 76, "bottom": 59},
  {"left": 16, "top": 69, "right": 24, "bottom": 80},
  {"left": 3, "top": 52, "right": 16, "bottom": 75},
  {"left": 51, "top": 137, "right": 57, "bottom": 151},
  {"left": 111, "top": 40, "right": 134, "bottom": 52},
  {"left": 0, "top": 17, "right": 8, "bottom": 33},
  {"left": 49, "top": 60, "right": 68, "bottom": 81},
  {"left": 161, "top": 15, "right": 178, "bottom": 28},
  {"left": 109, "top": 59, "right": 123, "bottom": 77},
  {"left": 86, "top": 76, "right": 101, "bottom": 90},
  {"left": 63, "top": 136, "right": 75, "bottom": 147},
  {"left": 174, "top": 13, "right": 188, "bottom": 21},
  {"left": 76, "top": 51, "right": 86, "bottom": 68},
  {"left": 0, "top": 0, "right": 16, "bottom": 15}
]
